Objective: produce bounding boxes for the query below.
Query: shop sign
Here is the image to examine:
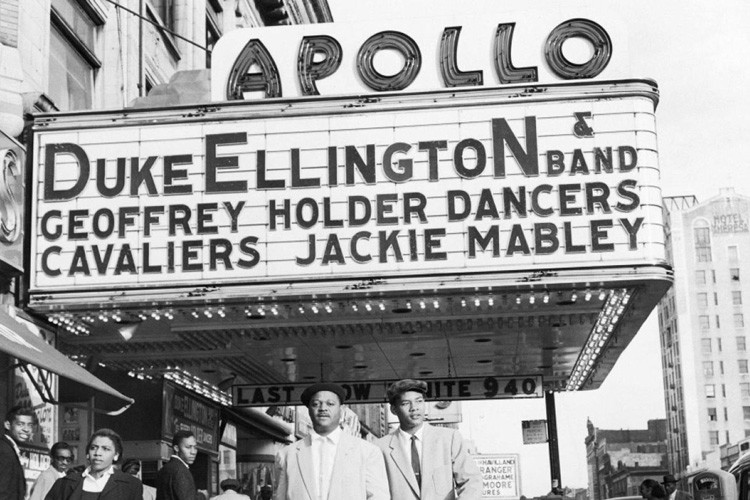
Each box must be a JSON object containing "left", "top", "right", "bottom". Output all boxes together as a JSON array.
[
  {"left": 211, "top": 7, "right": 632, "bottom": 101},
  {"left": 473, "top": 453, "right": 520, "bottom": 499},
  {"left": 233, "top": 375, "right": 542, "bottom": 407},
  {"left": 0, "top": 130, "right": 24, "bottom": 273},
  {"left": 29, "top": 83, "right": 663, "bottom": 300},
  {"left": 521, "top": 419, "right": 548, "bottom": 444},
  {"left": 163, "top": 383, "right": 220, "bottom": 453}
]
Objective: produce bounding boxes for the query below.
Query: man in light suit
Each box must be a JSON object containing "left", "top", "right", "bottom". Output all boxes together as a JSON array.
[
  {"left": 662, "top": 474, "right": 693, "bottom": 500},
  {"left": 376, "top": 379, "right": 481, "bottom": 500},
  {"left": 273, "top": 383, "right": 389, "bottom": 500}
]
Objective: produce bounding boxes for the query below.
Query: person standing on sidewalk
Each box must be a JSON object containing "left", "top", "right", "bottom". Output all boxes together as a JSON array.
[
  {"left": 29, "top": 442, "right": 74, "bottom": 500},
  {"left": 376, "top": 379, "right": 481, "bottom": 500},
  {"left": 156, "top": 431, "right": 199, "bottom": 500},
  {"left": 1, "top": 406, "right": 36, "bottom": 500}
]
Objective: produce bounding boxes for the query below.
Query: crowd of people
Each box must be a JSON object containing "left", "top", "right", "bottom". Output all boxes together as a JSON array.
[{"left": 0, "top": 378, "right": 695, "bottom": 500}]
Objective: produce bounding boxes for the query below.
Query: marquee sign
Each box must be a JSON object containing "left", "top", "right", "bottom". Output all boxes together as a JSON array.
[
  {"left": 211, "top": 9, "right": 632, "bottom": 101},
  {"left": 232, "top": 375, "right": 543, "bottom": 407},
  {"left": 28, "top": 81, "right": 663, "bottom": 300}
]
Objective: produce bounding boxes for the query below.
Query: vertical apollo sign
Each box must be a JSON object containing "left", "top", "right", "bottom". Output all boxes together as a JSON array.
[{"left": 27, "top": 11, "right": 665, "bottom": 304}]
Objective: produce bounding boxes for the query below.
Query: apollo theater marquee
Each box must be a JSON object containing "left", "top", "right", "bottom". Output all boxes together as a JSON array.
[{"left": 24, "top": 5, "right": 671, "bottom": 399}]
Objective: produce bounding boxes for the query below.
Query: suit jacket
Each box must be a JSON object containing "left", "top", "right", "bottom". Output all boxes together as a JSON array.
[
  {"left": 45, "top": 470, "right": 143, "bottom": 500},
  {"left": 30, "top": 466, "right": 64, "bottom": 500},
  {"left": 273, "top": 432, "right": 389, "bottom": 500},
  {"left": 156, "top": 458, "right": 198, "bottom": 500},
  {"left": 375, "top": 425, "right": 481, "bottom": 500},
  {"left": 0, "top": 434, "right": 26, "bottom": 500}
]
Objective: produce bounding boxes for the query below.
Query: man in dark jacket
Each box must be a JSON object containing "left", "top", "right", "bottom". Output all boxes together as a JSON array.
[
  {"left": 156, "top": 431, "right": 199, "bottom": 500},
  {"left": 1, "top": 406, "right": 36, "bottom": 500}
]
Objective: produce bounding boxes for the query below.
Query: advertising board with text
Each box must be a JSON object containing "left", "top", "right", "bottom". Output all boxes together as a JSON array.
[
  {"left": 28, "top": 81, "right": 663, "bottom": 301},
  {"left": 233, "top": 375, "right": 542, "bottom": 407},
  {"left": 473, "top": 454, "right": 520, "bottom": 499}
]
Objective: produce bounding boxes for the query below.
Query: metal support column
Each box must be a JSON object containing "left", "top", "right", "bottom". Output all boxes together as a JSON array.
[{"left": 546, "top": 390, "right": 562, "bottom": 493}]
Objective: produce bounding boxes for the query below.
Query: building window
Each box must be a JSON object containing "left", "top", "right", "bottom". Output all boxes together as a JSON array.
[
  {"left": 745, "top": 407, "right": 750, "bottom": 420},
  {"left": 712, "top": 270, "right": 717, "bottom": 283},
  {"left": 734, "top": 291, "right": 743, "bottom": 305},
  {"left": 698, "top": 293, "right": 708, "bottom": 308},
  {"left": 49, "top": 0, "right": 102, "bottom": 111},
  {"left": 729, "top": 245, "right": 739, "bottom": 261},
  {"left": 150, "top": 0, "right": 175, "bottom": 29},
  {"left": 714, "top": 292, "right": 719, "bottom": 305},
  {"left": 740, "top": 360, "right": 749, "bottom": 374},
  {"left": 706, "top": 384, "right": 716, "bottom": 397},
  {"left": 700, "top": 315, "right": 710, "bottom": 330},
  {"left": 722, "top": 384, "right": 726, "bottom": 397},
  {"left": 708, "top": 407, "right": 717, "bottom": 420},
  {"left": 736, "top": 314, "right": 745, "bottom": 328},
  {"left": 702, "top": 338, "right": 712, "bottom": 353},
  {"left": 739, "top": 337, "right": 747, "bottom": 352},
  {"left": 694, "top": 222, "right": 712, "bottom": 262},
  {"left": 725, "top": 407, "right": 729, "bottom": 420},
  {"left": 716, "top": 315, "right": 721, "bottom": 328},
  {"left": 732, "top": 268, "right": 741, "bottom": 282},
  {"left": 709, "top": 430, "right": 719, "bottom": 445},
  {"left": 205, "top": 0, "right": 222, "bottom": 68},
  {"left": 696, "top": 270, "right": 706, "bottom": 285},
  {"left": 742, "top": 383, "right": 750, "bottom": 398},
  {"left": 703, "top": 361, "right": 714, "bottom": 376},
  {"left": 720, "top": 361, "right": 725, "bottom": 374},
  {"left": 717, "top": 338, "right": 723, "bottom": 352}
]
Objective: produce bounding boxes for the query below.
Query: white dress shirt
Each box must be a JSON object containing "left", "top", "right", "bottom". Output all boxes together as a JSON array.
[
  {"left": 82, "top": 465, "right": 116, "bottom": 492},
  {"left": 397, "top": 425, "right": 424, "bottom": 472},
  {"left": 310, "top": 427, "right": 342, "bottom": 500}
]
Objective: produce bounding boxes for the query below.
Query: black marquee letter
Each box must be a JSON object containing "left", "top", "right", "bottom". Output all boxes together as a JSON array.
[
  {"left": 440, "top": 27, "right": 483, "bottom": 87},
  {"left": 357, "top": 31, "right": 421, "bottom": 91},
  {"left": 298, "top": 35, "right": 343, "bottom": 95},
  {"left": 226, "top": 39, "right": 281, "bottom": 99},
  {"left": 44, "top": 143, "right": 89, "bottom": 201},
  {"left": 494, "top": 23, "right": 538, "bottom": 84},
  {"left": 545, "top": 19, "right": 612, "bottom": 79}
]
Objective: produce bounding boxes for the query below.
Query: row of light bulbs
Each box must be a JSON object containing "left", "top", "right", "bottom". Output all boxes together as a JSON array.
[{"left": 566, "top": 288, "right": 632, "bottom": 390}]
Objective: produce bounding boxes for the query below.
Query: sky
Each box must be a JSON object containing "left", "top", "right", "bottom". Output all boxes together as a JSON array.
[{"left": 325, "top": 0, "right": 750, "bottom": 495}]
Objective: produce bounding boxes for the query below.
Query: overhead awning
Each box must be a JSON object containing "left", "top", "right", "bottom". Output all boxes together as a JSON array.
[
  {"left": 0, "top": 306, "right": 134, "bottom": 414},
  {"left": 222, "top": 406, "right": 293, "bottom": 444}
]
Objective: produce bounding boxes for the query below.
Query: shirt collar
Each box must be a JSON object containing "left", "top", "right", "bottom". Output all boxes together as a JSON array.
[
  {"left": 172, "top": 455, "right": 191, "bottom": 468},
  {"left": 398, "top": 424, "right": 424, "bottom": 442},
  {"left": 310, "top": 426, "right": 342, "bottom": 444},
  {"left": 82, "top": 465, "right": 115, "bottom": 478},
  {"left": 4, "top": 434, "right": 21, "bottom": 457}
]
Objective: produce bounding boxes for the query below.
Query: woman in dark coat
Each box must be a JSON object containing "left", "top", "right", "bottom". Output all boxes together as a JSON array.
[
  {"left": 46, "top": 428, "right": 142, "bottom": 500},
  {"left": 640, "top": 479, "right": 668, "bottom": 500}
]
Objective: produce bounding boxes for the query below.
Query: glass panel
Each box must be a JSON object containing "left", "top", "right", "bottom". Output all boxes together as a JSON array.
[
  {"left": 49, "top": 25, "right": 93, "bottom": 110},
  {"left": 51, "top": 0, "right": 96, "bottom": 49}
]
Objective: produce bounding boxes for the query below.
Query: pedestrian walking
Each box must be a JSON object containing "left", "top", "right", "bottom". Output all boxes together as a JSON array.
[
  {"left": 376, "top": 379, "right": 481, "bottom": 500},
  {"left": 209, "top": 479, "right": 250, "bottom": 500},
  {"left": 45, "top": 428, "right": 142, "bottom": 500},
  {"left": 1, "top": 406, "right": 36, "bottom": 500},
  {"left": 662, "top": 474, "right": 693, "bottom": 500},
  {"left": 640, "top": 479, "right": 668, "bottom": 500},
  {"left": 156, "top": 431, "right": 199, "bottom": 500},
  {"left": 273, "top": 382, "right": 389, "bottom": 500},
  {"left": 29, "top": 442, "right": 74, "bottom": 500},
  {"left": 122, "top": 458, "right": 157, "bottom": 500}
]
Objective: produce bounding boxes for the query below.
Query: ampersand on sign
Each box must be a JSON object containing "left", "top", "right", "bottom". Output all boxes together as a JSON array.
[{"left": 573, "top": 112, "right": 594, "bottom": 137}]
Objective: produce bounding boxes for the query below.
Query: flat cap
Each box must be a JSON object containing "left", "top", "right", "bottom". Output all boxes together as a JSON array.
[
  {"left": 386, "top": 379, "right": 428, "bottom": 404},
  {"left": 220, "top": 479, "right": 240, "bottom": 490},
  {"left": 662, "top": 474, "right": 677, "bottom": 484},
  {"left": 300, "top": 383, "right": 347, "bottom": 406}
]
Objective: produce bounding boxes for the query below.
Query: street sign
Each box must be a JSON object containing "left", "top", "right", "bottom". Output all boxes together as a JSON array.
[
  {"left": 473, "top": 454, "right": 520, "bottom": 499},
  {"left": 522, "top": 419, "right": 549, "bottom": 444},
  {"left": 232, "top": 375, "right": 543, "bottom": 407}
]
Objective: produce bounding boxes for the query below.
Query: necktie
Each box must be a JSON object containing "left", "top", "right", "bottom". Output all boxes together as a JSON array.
[{"left": 411, "top": 435, "right": 421, "bottom": 489}]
